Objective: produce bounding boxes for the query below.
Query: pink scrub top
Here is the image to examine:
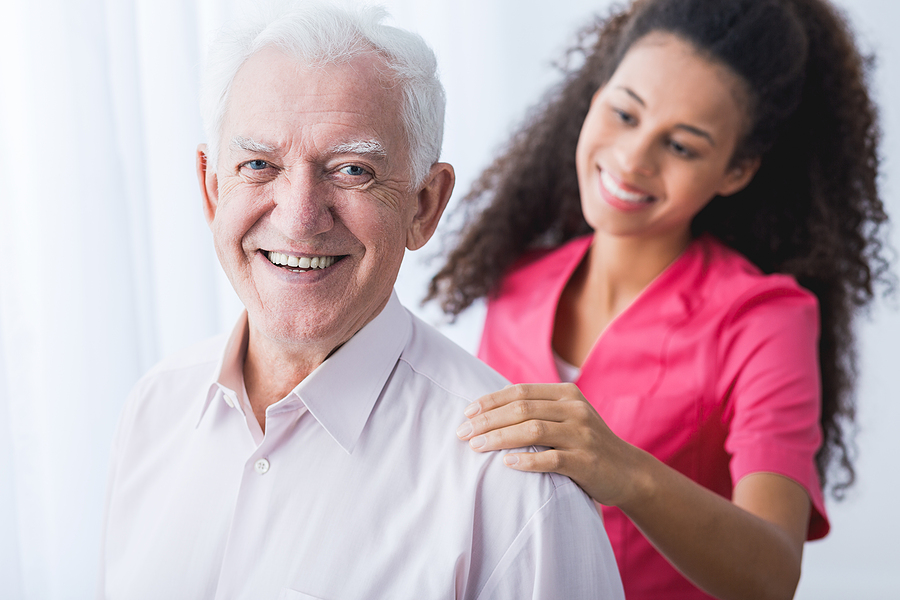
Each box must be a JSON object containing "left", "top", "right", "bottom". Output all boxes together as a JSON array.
[{"left": 479, "top": 234, "right": 829, "bottom": 600}]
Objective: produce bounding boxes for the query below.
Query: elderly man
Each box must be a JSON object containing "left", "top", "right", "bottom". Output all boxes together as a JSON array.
[{"left": 99, "top": 3, "right": 623, "bottom": 599}]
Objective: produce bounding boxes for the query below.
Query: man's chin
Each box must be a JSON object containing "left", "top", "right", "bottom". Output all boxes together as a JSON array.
[
  {"left": 250, "top": 316, "right": 348, "bottom": 350},
  {"left": 245, "top": 304, "right": 372, "bottom": 360}
]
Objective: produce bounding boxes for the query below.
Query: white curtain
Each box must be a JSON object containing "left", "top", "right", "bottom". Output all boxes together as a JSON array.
[
  {"left": 0, "top": 1, "right": 897, "bottom": 598},
  {"left": 0, "top": 0, "right": 241, "bottom": 596}
]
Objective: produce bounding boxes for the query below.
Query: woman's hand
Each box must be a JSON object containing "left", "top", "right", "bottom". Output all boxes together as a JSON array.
[
  {"left": 457, "top": 382, "right": 812, "bottom": 600},
  {"left": 455, "top": 382, "right": 646, "bottom": 507}
]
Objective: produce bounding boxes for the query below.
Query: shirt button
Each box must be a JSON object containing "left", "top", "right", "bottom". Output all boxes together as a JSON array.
[
  {"left": 224, "top": 394, "right": 235, "bottom": 408},
  {"left": 254, "top": 458, "right": 270, "bottom": 475}
]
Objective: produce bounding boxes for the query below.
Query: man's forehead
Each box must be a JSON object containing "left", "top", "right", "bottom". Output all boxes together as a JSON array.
[
  {"left": 228, "top": 47, "right": 395, "bottom": 111},
  {"left": 222, "top": 48, "right": 403, "bottom": 157}
]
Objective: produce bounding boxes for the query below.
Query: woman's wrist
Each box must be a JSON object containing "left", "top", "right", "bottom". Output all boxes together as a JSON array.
[{"left": 592, "top": 440, "right": 659, "bottom": 511}]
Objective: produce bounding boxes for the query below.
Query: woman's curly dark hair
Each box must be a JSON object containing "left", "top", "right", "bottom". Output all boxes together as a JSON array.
[{"left": 427, "top": 0, "right": 892, "bottom": 496}]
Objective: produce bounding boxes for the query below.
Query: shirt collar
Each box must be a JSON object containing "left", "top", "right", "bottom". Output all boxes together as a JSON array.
[
  {"left": 197, "top": 291, "right": 411, "bottom": 454},
  {"left": 198, "top": 311, "right": 250, "bottom": 426},
  {"left": 291, "top": 290, "right": 410, "bottom": 453}
]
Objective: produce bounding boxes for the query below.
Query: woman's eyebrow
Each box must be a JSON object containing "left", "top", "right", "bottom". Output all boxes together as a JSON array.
[
  {"left": 676, "top": 124, "right": 715, "bottom": 145},
  {"left": 619, "top": 86, "right": 646, "bottom": 107}
]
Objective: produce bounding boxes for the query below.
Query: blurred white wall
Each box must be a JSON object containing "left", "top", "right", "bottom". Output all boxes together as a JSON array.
[{"left": 0, "top": 0, "right": 896, "bottom": 598}]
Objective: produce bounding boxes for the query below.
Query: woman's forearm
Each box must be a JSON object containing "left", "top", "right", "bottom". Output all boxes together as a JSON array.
[{"left": 618, "top": 449, "right": 810, "bottom": 600}]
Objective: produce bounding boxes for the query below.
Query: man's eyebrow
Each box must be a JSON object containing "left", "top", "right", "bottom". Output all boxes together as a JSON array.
[
  {"left": 231, "top": 135, "right": 277, "bottom": 153},
  {"left": 329, "top": 139, "right": 387, "bottom": 157}
]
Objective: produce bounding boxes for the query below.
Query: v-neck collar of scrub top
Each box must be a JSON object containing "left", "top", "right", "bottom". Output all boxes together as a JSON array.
[{"left": 516, "top": 234, "right": 709, "bottom": 387}]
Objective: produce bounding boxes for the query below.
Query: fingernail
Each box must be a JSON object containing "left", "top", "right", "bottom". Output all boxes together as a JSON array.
[
  {"left": 504, "top": 454, "right": 519, "bottom": 466},
  {"left": 464, "top": 403, "right": 480, "bottom": 418},
  {"left": 456, "top": 421, "right": 473, "bottom": 438},
  {"left": 470, "top": 435, "right": 486, "bottom": 449}
]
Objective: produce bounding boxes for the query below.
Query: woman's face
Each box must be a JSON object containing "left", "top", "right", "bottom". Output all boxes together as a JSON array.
[{"left": 576, "top": 32, "right": 759, "bottom": 250}]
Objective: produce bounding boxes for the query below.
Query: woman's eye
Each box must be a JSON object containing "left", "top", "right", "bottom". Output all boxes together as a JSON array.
[
  {"left": 669, "top": 141, "right": 696, "bottom": 158},
  {"left": 339, "top": 165, "right": 368, "bottom": 177},
  {"left": 613, "top": 108, "right": 635, "bottom": 125}
]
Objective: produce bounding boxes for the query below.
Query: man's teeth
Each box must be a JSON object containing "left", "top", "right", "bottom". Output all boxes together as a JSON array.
[
  {"left": 267, "top": 251, "right": 336, "bottom": 270},
  {"left": 600, "top": 170, "right": 651, "bottom": 203}
]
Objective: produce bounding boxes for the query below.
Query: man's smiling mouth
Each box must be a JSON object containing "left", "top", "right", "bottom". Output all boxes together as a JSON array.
[{"left": 266, "top": 250, "right": 340, "bottom": 271}]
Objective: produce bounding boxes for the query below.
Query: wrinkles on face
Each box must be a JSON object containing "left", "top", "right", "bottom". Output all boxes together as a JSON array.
[{"left": 204, "top": 46, "right": 421, "bottom": 367}]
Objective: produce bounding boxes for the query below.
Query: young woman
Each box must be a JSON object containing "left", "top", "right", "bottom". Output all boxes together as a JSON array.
[{"left": 428, "top": 0, "right": 891, "bottom": 598}]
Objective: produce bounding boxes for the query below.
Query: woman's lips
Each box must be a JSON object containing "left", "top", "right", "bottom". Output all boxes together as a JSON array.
[{"left": 598, "top": 170, "right": 654, "bottom": 211}]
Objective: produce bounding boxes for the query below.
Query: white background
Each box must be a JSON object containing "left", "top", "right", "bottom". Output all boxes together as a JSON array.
[{"left": 0, "top": 0, "right": 896, "bottom": 598}]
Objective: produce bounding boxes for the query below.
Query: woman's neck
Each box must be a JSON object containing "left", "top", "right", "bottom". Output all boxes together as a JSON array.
[
  {"left": 588, "top": 231, "right": 691, "bottom": 302},
  {"left": 552, "top": 231, "right": 692, "bottom": 367}
]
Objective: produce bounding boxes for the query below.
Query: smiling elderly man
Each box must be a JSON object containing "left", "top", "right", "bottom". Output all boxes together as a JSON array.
[{"left": 98, "top": 3, "right": 623, "bottom": 599}]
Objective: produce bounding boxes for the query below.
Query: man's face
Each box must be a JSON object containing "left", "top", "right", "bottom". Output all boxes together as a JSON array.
[{"left": 198, "top": 47, "right": 449, "bottom": 359}]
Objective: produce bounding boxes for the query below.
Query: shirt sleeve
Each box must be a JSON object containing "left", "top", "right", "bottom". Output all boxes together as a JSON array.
[
  {"left": 719, "top": 283, "right": 829, "bottom": 539},
  {"left": 474, "top": 476, "right": 625, "bottom": 600}
]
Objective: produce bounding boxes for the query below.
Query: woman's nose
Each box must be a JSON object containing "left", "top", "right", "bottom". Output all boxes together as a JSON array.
[{"left": 615, "top": 131, "right": 657, "bottom": 177}]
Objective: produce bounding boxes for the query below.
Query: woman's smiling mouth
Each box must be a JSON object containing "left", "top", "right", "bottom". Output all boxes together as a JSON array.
[{"left": 600, "top": 170, "right": 653, "bottom": 204}]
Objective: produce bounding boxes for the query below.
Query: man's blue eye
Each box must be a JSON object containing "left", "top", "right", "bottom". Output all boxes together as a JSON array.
[
  {"left": 247, "top": 160, "right": 269, "bottom": 170},
  {"left": 341, "top": 165, "right": 366, "bottom": 176}
]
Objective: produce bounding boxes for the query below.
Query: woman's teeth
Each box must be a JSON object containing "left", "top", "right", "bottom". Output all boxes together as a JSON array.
[
  {"left": 601, "top": 170, "right": 651, "bottom": 203},
  {"left": 266, "top": 251, "right": 336, "bottom": 270}
]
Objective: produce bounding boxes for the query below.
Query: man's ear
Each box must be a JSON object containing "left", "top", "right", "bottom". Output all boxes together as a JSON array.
[
  {"left": 406, "top": 162, "right": 455, "bottom": 251},
  {"left": 717, "top": 156, "right": 761, "bottom": 197},
  {"left": 196, "top": 144, "right": 219, "bottom": 225}
]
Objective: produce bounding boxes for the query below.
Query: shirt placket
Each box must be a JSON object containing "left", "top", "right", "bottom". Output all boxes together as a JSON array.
[{"left": 213, "top": 396, "right": 308, "bottom": 598}]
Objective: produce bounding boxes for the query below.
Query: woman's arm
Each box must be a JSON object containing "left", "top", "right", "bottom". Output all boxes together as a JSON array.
[{"left": 457, "top": 383, "right": 810, "bottom": 600}]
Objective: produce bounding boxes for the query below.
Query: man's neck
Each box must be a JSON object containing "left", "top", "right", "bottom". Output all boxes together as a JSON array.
[{"left": 241, "top": 327, "right": 332, "bottom": 433}]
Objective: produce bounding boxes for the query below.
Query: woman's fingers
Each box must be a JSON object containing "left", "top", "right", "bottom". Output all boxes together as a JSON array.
[
  {"left": 458, "top": 383, "right": 597, "bottom": 443},
  {"left": 503, "top": 448, "right": 569, "bottom": 473},
  {"left": 455, "top": 383, "right": 643, "bottom": 505},
  {"left": 464, "top": 418, "right": 573, "bottom": 452},
  {"left": 457, "top": 398, "right": 567, "bottom": 441},
  {"left": 463, "top": 382, "right": 584, "bottom": 417},
  {"left": 455, "top": 382, "right": 630, "bottom": 500}
]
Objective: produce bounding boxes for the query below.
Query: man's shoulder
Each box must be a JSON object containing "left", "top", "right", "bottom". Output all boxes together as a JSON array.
[
  {"left": 399, "top": 311, "right": 509, "bottom": 403},
  {"left": 390, "top": 311, "right": 585, "bottom": 510},
  {"left": 109, "top": 334, "right": 230, "bottom": 481},
  {"left": 126, "top": 333, "right": 227, "bottom": 410}
]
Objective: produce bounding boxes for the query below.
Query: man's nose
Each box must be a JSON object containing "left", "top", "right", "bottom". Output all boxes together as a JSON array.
[{"left": 269, "top": 171, "right": 335, "bottom": 240}]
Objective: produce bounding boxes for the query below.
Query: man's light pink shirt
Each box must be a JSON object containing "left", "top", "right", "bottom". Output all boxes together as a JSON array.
[{"left": 99, "top": 292, "right": 624, "bottom": 600}]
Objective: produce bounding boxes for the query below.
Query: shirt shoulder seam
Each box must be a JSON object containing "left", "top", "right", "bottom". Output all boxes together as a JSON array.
[{"left": 472, "top": 475, "right": 580, "bottom": 599}]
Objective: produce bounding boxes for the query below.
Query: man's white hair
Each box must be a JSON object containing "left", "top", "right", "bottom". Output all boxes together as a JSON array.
[{"left": 200, "top": 0, "right": 445, "bottom": 187}]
